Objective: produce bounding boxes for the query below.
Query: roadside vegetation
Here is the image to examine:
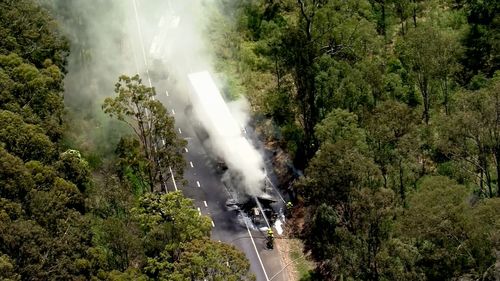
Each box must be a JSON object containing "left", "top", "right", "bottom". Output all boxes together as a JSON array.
[
  {"left": 209, "top": 0, "right": 500, "bottom": 280},
  {"left": 0, "top": 1, "right": 253, "bottom": 280}
]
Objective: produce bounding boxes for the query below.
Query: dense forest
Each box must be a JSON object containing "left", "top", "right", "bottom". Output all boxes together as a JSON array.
[
  {"left": 2, "top": 0, "right": 500, "bottom": 280},
  {"left": 0, "top": 1, "right": 253, "bottom": 280},
  {"left": 209, "top": 0, "right": 500, "bottom": 280}
]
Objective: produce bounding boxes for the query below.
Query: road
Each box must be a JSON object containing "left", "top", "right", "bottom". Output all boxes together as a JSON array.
[
  {"left": 158, "top": 81, "right": 287, "bottom": 281},
  {"left": 130, "top": 1, "right": 288, "bottom": 280}
]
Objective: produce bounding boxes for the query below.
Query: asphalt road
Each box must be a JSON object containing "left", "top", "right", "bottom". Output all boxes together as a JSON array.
[
  {"left": 155, "top": 82, "right": 288, "bottom": 281},
  {"left": 130, "top": 1, "right": 288, "bottom": 278}
]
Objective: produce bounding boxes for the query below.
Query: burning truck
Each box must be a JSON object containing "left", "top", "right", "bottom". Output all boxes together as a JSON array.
[{"left": 186, "top": 71, "right": 279, "bottom": 228}]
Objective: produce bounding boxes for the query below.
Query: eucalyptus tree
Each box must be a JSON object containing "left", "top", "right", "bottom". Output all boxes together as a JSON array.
[{"left": 102, "top": 75, "right": 186, "bottom": 192}]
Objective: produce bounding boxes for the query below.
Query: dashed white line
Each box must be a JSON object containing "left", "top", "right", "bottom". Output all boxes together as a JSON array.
[
  {"left": 196, "top": 181, "right": 200, "bottom": 187},
  {"left": 190, "top": 161, "right": 194, "bottom": 168},
  {"left": 172, "top": 109, "right": 175, "bottom": 115},
  {"left": 165, "top": 90, "right": 169, "bottom": 96},
  {"left": 197, "top": 207, "right": 201, "bottom": 216},
  {"left": 203, "top": 200, "right": 207, "bottom": 207},
  {"left": 178, "top": 128, "right": 182, "bottom": 134},
  {"left": 211, "top": 220, "right": 215, "bottom": 227},
  {"left": 184, "top": 147, "right": 189, "bottom": 152}
]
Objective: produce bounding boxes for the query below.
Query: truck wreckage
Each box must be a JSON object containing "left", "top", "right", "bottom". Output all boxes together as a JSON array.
[{"left": 186, "top": 71, "right": 281, "bottom": 229}]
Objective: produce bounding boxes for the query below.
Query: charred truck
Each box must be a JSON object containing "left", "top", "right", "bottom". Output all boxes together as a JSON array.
[{"left": 186, "top": 71, "right": 279, "bottom": 229}]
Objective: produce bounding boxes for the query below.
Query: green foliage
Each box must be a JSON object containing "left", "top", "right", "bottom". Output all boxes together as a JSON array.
[
  {"left": 211, "top": 0, "right": 500, "bottom": 279},
  {"left": 55, "top": 149, "right": 91, "bottom": 192},
  {"left": 0, "top": 110, "right": 55, "bottom": 162},
  {"left": 461, "top": 0, "right": 500, "bottom": 82},
  {"left": 0, "top": 0, "right": 69, "bottom": 68},
  {"left": 150, "top": 239, "right": 254, "bottom": 281},
  {"left": 0, "top": 52, "right": 65, "bottom": 141},
  {"left": 396, "top": 23, "right": 461, "bottom": 123},
  {"left": 398, "top": 176, "right": 500, "bottom": 280},
  {"left": 0, "top": 146, "right": 34, "bottom": 201},
  {"left": 132, "top": 192, "right": 211, "bottom": 257},
  {"left": 102, "top": 75, "right": 186, "bottom": 192},
  {"left": 130, "top": 192, "right": 252, "bottom": 280}
]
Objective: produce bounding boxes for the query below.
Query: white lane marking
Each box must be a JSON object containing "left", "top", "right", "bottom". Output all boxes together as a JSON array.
[
  {"left": 245, "top": 220, "right": 270, "bottom": 281},
  {"left": 211, "top": 220, "right": 215, "bottom": 227},
  {"left": 165, "top": 90, "right": 169, "bottom": 96},
  {"left": 190, "top": 161, "right": 194, "bottom": 168},
  {"left": 169, "top": 166, "right": 178, "bottom": 191},
  {"left": 162, "top": 139, "right": 165, "bottom": 145},
  {"left": 203, "top": 200, "right": 207, "bottom": 207},
  {"left": 184, "top": 147, "right": 189, "bottom": 152},
  {"left": 196, "top": 181, "right": 200, "bottom": 187},
  {"left": 132, "top": 0, "right": 148, "bottom": 69},
  {"left": 265, "top": 176, "right": 286, "bottom": 204},
  {"left": 218, "top": 174, "right": 270, "bottom": 280},
  {"left": 178, "top": 128, "right": 182, "bottom": 134},
  {"left": 197, "top": 207, "right": 201, "bottom": 216},
  {"left": 172, "top": 109, "right": 175, "bottom": 115}
]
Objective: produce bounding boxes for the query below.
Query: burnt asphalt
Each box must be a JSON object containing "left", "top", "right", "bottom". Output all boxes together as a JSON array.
[{"left": 154, "top": 80, "right": 288, "bottom": 281}]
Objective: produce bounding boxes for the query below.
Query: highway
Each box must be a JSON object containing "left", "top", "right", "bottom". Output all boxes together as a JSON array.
[
  {"left": 129, "top": 1, "right": 288, "bottom": 280},
  {"left": 158, "top": 80, "right": 287, "bottom": 281}
]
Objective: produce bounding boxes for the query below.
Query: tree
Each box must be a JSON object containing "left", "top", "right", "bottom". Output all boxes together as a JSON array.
[
  {"left": 0, "top": 146, "right": 34, "bottom": 201},
  {"left": 132, "top": 192, "right": 212, "bottom": 259},
  {"left": 304, "top": 187, "right": 423, "bottom": 281},
  {"left": 0, "top": 0, "right": 69, "bottom": 70},
  {"left": 397, "top": 24, "right": 461, "bottom": 124},
  {"left": 398, "top": 176, "right": 499, "bottom": 280},
  {"left": 102, "top": 75, "right": 186, "bottom": 192},
  {"left": 461, "top": 0, "right": 500, "bottom": 82},
  {"left": 92, "top": 217, "right": 144, "bottom": 271},
  {"left": 438, "top": 76, "right": 500, "bottom": 197},
  {"left": 365, "top": 100, "right": 420, "bottom": 201},
  {"left": 0, "top": 110, "right": 55, "bottom": 163},
  {"left": 54, "top": 149, "right": 91, "bottom": 193},
  {"left": 148, "top": 238, "right": 254, "bottom": 281}
]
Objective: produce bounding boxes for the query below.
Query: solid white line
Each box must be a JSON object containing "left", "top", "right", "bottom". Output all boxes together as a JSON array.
[
  {"left": 169, "top": 166, "right": 178, "bottom": 191},
  {"left": 218, "top": 177, "right": 270, "bottom": 280},
  {"left": 203, "top": 200, "right": 207, "bottom": 207},
  {"left": 178, "top": 128, "right": 182, "bottom": 134},
  {"left": 172, "top": 109, "right": 175, "bottom": 115},
  {"left": 132, "top": 0, "right": 148, "bottom": 69},
  {"left": 196, "top": 181, "right": 200, "bottom": 187},
  {"left": 266, "top": 176, "right": 286, "bottom": 203},
  {"left": 244, "top": 220, "right": 270, "bottom": 281},
  {"left": 190, "top": 161, "right": 194, "bottom": 168}
]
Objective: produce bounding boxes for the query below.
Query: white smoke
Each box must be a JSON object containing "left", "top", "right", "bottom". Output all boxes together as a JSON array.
[
  {"left": 44, "top": 0, "right": 267, "bottom": 195},
  {"left": 188, "top": 71, "right": 266, "bottom": 196}
]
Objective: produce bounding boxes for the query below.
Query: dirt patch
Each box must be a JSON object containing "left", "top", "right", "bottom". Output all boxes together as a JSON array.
[
  {"left": 275, "top": 237, "right": 314, "bottom": 281},
  {"left": 275, "top": 237, "right": 296, "bottom": 281}
]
